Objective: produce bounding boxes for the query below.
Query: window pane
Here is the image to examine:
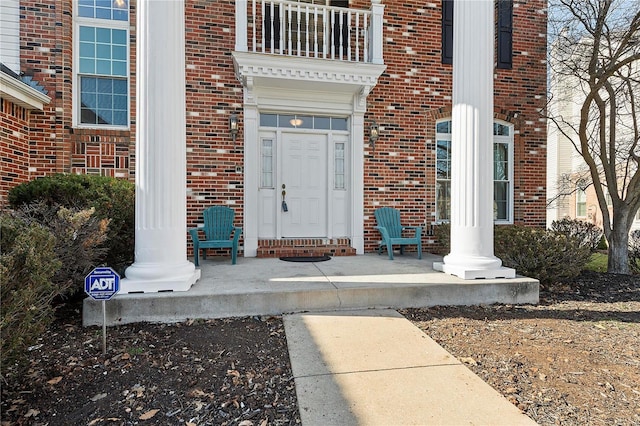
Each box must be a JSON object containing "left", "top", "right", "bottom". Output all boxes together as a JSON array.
[
  {"left": 97, "top": 109, "right": 112, "bottom": 123},
  {"left": 112, "top": 61, "right": 127, "bottom": 76},
  {"left": 494, "top": 182, "right": 508, "bottom": 220},
  {"left": 280, "top": 115, "right": 296, "bottom": 128},
  {"left": 79, "top": 5, "right": 94, "bottom": 18},
  {"left": 96, "top": 7, "right": 110, "bottom": 19},
  {"left": 112, "top": 29, "right": 127, "bottom": 45},
  {"left": 79, "top": 58, "right": 95, "bottom": 74},
  {"left": 96, "top": 28, "right": 111, "bottom": 43},
  {"left": 436, "top": 181, "right": 451, "bottom": 221},
  {"left": 113, "top": 110, "right": 127, "bottom": 125},
  {"left": 80, "top": 0, "right": 129, "bottom": 21},
  {"left": 315, "top": 116, "right": 330, "bottom": 129},
  {"left": 260, "top": 114, "right": 277, "bottom": 127},
  {"left": 79, "top": 26, "right": 95, "bottom": 42},
  {"left": 493, "top": 123, "right": 510, "bottom": 136},
  {"left": 332, "top": 117, "right": 348, "bottom": 130},
  {"left": 494, "top": 142, "right": 509, "bottom": 180},
  {"left": 96, "top": 43, "right": 111, "bottom": 59},
  {"left": 436, "top": 140, "right": 450, "bottom": 160},
  {"left": 79, "top": 42, "right": 95, "bottom": 58},
  {"left": 112, "top": 45, "right": 126, "bottom": 60},
  {"left": 113, "top": 9, "right": 128, "bottom": 21},
  {"left": 437, "top": 120, "right": 451, "bottom": 134},
  {"left": 81, "top": 77, "right": 97, "bottom": 92},
  {"left": 80, "top": 77, "right": 127, "bottom": 126},
  {"left": 335, "top": 142, "right": 345, "bottom": 189},
  {"left": 113, "top": 79, "right": 127, "bottom": 94},
  {"left": 437, "top": 159, "right": 450, "bottom": 180},
  {"left": 261, "top": 139, "right": 273, "bottom": 188},
  {"left": 297, "top": 115, "right": 312, "bottom": 129}
]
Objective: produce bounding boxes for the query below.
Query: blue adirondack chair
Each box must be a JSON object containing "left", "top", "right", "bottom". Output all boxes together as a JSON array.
[
  {"left": 374, "top": 207, "right": 422, "bottom": 260},
  {"left": 189, "top": 206, "right": 242, "bottom": 266}
]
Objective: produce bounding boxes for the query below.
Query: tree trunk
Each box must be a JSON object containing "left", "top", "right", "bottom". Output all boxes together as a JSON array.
[{"left": 607, "top": 224, "right": 630, "bottom": 275}]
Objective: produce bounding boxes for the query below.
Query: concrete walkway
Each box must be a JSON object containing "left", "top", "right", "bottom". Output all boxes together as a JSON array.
[{"left": 284, "top": 309, "right": 538, "bottom": 426}]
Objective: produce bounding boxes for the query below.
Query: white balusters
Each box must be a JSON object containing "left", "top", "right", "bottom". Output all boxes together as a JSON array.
[{"left": 240, "top": 0, "right": 378, "bottom": 63}]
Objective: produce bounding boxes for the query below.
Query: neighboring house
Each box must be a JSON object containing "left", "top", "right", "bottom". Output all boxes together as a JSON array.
[
  {"left": 546, "top": 35, "right": 640, "bottom": 233},
  {"left": 1, "top": 0, "right": 547, "bottom": 260}
]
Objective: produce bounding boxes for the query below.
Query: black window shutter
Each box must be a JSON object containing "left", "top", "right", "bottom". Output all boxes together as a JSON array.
[
  {"left": 265, "top": 4, "right": 280, "bottom": 50},
  {"left": 497, "top": 0, "right": 513, "bottom": 69},
  {"left": 442, "top": 0, "right": 454, "bottom": 64}
]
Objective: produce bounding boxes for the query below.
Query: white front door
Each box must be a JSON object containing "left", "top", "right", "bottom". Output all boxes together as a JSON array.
[{"left": 280, "top": 132, "right": 328, "bottom": 237}]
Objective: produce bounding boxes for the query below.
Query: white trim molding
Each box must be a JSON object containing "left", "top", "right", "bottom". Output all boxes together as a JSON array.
[{"left": 0, "top": 72, "right": 51, "bottom": 110}]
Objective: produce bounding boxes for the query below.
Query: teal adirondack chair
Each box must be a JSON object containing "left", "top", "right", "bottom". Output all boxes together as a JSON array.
[
  {"left": 189, "top": 206, "right": 242, "bottom": 266},
  {"left": 374, "top": 207, "right": 422, "bottom": 260}
]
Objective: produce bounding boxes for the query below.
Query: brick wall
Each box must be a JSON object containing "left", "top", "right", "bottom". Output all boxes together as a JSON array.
[
  {"left": 16, "top": 0, "right": 136, "bottom": 182},
  {"left": 0, "top": 98, "right": 30, "bottom": 205},
  {"left": 8, "top": 0, "right": 547, "bottom": 254}
]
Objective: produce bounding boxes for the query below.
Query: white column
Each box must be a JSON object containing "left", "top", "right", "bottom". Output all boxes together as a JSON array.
[
  {"left": 435, "top": 0, "right": 515, "bottom": 280},
  {"left": 121, "top": 0, "right": 201, "bottom": 292},
  {"left": 243, "top": 102, "right": 259, "bottom": 257}
]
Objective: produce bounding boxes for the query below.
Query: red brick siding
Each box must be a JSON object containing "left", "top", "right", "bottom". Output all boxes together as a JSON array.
[
  {"left": 17, "top": 0, "right": 136, "bottom": 181},
  {"left": 0, "top": 99, "right": 30, "bottom": 205}
]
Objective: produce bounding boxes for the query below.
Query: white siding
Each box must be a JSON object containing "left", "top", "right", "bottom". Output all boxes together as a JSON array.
[{"left": 0, "top": 0, "right": 20, "bottom": 73}]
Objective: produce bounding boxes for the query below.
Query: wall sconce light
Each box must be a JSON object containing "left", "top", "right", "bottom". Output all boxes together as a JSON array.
[
  {"left": 229, "top": 113, "right": 239, "bottom": 145},
  {"left": 369, "top": 120, "right": 379, "bottom": 150}
]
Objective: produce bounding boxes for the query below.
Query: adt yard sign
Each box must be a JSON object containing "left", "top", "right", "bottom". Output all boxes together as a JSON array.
[{"left": 85, "top": 267, "right": 120, "bottom": 301}]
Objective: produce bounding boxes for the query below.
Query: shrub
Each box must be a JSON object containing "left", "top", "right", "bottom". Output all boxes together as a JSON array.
[
  {"left": 630, "top": 230, "right": 640, "bottom": 275},
  {"left": 14, "top": 202, "right": 110, "bottom": 295},
  {"left": 550, "top": 218, "right": 604, "bottom": 252},
  {"left": 495, "top": 225, "right": 591, "bottom": 285},
  {"left": 8, "top": 174, "right": 135, "bottom": 272},
  {"left": 1, "top": 213, "right": 61, "bottom": 375},
  {"left": 433, "top": 223, "right": 450, "bottom": 255}
]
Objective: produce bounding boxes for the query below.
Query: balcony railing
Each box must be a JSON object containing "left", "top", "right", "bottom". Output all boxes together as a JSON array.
[{"left": 235, "top": 0, "right": 384, "bottom": 64}]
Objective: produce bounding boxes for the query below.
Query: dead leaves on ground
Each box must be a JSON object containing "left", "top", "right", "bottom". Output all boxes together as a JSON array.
[{"left": 1, "top": 317, "right": 299, "bottom": 425}]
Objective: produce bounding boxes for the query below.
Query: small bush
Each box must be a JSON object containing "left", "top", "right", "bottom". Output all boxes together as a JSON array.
[
  {"left": 433, "top": 223, "right": 450, "bottom": 255},
  {"left": 551, "top": 218, "right": 604, "bottom": 252},
  {"left": 8, "top": 174, "right": 134, "bottom": 272},
  {"left": 629, "top": 230, "right": 640, "bottom": 275},
  {"left": 1, "top": 213, "right": 61, "bottom": 375},
  {"left": 495, "top": 225, "right": 591, "bottom": 284},
  {"left": 14, "top": 202, "right": 110, "bottom": 295}
]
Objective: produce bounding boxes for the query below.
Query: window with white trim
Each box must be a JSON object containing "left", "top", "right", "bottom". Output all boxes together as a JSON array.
[
  {"left": 576, "top": 188, "right": 587, "bottom": 218},
  {"left": 435, "top": 119, "right": 514, "bottom": 223},
  {"left": 74, "top": 0, "right": 129, "bottom": 128}
]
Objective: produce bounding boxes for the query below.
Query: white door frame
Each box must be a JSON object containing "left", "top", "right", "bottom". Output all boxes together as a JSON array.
[{"left": 243, "top": 102, "right": 366, "bottom": 257}]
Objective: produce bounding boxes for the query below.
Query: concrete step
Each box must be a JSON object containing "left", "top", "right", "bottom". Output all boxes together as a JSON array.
[{"left": 83, "top": 254, "right": 539, "bottom": 326}]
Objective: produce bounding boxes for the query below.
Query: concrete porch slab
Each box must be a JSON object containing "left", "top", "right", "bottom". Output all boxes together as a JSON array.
[{"left": 83, "top": 253, "right": 539, "bottom": 326}]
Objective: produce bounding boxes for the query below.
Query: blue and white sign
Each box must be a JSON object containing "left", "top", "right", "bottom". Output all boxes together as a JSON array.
[{"left": 85, "top": 267, "right": 120, "bottom": 301}]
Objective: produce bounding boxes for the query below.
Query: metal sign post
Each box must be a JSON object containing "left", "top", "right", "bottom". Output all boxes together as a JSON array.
[{"left": 85, "top": 267, "right": 120, "bottom": 355}]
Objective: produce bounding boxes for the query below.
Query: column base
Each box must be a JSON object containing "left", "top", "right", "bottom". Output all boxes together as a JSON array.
[
  {"left": 433, "top": 262, "right": 516, "bottom": 280},
  {"left": 121, "top": 261, "right": 201, "bottom": 293}
]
